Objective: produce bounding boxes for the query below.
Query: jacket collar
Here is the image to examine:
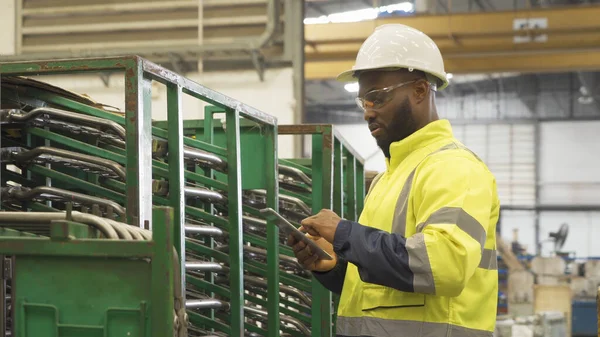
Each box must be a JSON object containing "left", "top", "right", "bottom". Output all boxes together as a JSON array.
[{"left": 385, "top": 119, "right": 454, "bottom": 171}]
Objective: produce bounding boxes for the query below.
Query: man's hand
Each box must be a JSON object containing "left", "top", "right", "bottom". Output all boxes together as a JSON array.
[
  {"left": 287, "top": 228, "right": 338, "bottom": 272},
  {"left": 300, "top": 209, "right": 341, "bottom": 243}
]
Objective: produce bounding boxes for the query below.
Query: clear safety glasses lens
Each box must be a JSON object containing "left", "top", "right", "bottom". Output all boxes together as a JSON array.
[
  {"left": 355, "top": 90, "right": 395, "bottom": 110},
  {"left": 355, "top": 80, "right": 417, "bottom": 111}
]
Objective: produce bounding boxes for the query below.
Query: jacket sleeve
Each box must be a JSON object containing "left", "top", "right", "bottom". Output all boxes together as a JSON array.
[
  {"left": 333, "top": 155, "right": 495, "bottom": 297},
  {"left": 312, "top": 259, "right": 348, "bottom": 295}
]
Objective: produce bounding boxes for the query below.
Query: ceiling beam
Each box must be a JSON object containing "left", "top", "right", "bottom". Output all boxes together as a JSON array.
[
  {"left": 306, "top": 5, "right": 600, "bottom": 44},
  {"left": 305, "top": 4, "right": 600, "bottom": 78},
  {"left": 306, "top": 49, "right": 600, "bottom": 80}
]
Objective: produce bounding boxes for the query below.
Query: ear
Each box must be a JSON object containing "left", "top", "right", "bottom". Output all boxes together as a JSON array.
[{"left": 412, "top": 79, "right": 429, "bottom": 104}]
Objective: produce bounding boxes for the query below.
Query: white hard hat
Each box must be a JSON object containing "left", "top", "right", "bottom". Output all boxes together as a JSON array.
[{"left": 336, "top": 24, "right": 449, "bottom": 91}]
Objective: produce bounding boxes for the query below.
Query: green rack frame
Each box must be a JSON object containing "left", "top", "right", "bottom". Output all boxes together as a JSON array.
[
  {"left": 0, "top": 207, "right": 176, "bottom": 337},
  {"left": 0, "top": 56, "right": 279, "bottom": 337},
  {"left": 0, "top": 56, "right": 366, "bottom": 337},
  {"left": 278, "top": 124, "right": 365, "bottom": 337}
]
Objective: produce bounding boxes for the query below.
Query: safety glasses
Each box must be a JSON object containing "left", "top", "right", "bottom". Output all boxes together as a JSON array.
[{"left": 355, "top": 80, "right": 418, "bottom": 111}]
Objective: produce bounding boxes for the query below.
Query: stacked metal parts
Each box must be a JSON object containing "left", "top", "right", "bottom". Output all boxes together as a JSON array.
[{"left": 0, "top": 56, "right": 365, "bottom": 337}]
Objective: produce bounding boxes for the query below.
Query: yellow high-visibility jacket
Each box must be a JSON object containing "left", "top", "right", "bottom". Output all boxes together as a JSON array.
[{"left": 314, "top": 119, "right": 500, "bottom": 337}]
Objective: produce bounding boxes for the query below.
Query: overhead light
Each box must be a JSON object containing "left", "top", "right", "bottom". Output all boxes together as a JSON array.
[
  {"left": 304, "top": 2, "right": 414, "bottom": 25},
  {"left": 447, "top": 73, "right": 454, "bottom": 80},
  {"left": 344, "top": 83, "right": 359, "bottom": 93}
]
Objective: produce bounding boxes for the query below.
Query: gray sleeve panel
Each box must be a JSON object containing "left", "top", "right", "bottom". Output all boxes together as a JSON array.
[{"left": 332, "top": 220, "right": 415, "bottom": 292}]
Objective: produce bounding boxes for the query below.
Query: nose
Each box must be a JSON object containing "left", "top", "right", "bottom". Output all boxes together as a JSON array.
[{"left": 363, "top": 108, "right": 376, "bottom": 121}]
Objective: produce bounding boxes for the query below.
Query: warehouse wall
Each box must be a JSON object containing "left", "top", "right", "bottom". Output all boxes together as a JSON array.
[
  {"left": 540, "top": 121, "right": 600, "bottom": 206},
  {"left": 0, "top": 0, "right": 298, "bottom": 157},
  {"left": 537, "top": 121, "right": 600, "bottom": 257},
  {"left": 0, "top": 0, "right": 16, "bottom": 56},
  {"left": 333, "top": 120, "right": 600, "bottom": 258},
  {"left": 27, "top": 69, "right": 297, "bottom": 158}
]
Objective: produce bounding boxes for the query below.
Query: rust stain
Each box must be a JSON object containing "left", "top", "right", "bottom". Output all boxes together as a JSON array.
[
  {"left": 279, "top": 124, "right": 332, "bottom": 135},
  {"left": 322, "top": 132, "right": 334, "bottom": 150},
  {"left": 124, "top": 66, "right": 138, "bottom": 123},
  {"left": 36, "top": 62, "right": 92, "bottom": 72}
]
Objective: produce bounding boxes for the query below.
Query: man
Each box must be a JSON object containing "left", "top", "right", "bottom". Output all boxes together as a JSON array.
[{"left": 288, "top": 24, "right": 500, "bottom": 337}]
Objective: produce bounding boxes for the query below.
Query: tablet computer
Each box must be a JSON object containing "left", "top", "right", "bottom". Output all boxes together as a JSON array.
[{"left": 259, "top": 208, "right": 333, "bottom": 261}]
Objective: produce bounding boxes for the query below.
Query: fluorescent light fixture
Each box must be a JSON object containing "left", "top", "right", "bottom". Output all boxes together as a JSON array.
[
  {"left": 304, "top": 2, "right": 414, "bottom": 25},
  {"left": 344, "top": 83, "right": 359, "bottom": 93}
]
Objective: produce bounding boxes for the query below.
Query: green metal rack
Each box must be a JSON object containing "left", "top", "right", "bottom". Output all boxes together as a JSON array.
[
  {"left": 0, "top": 56, "right": 365, "bottom": 337},
  {"left": 278, "top": 124, "right": 365, "bottom": 337},
  {"left": 0, "top": 207, "right": 177, "bottom": 337}
]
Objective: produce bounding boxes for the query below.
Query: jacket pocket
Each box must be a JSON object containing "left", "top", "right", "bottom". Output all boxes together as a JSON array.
[{"left": 361, "top": 284, "right": 425, "bottom": 311}]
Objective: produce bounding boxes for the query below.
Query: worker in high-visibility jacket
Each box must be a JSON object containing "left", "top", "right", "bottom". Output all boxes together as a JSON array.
[{"left": 288, "top": 24, "right": 500, "bottom": 337}]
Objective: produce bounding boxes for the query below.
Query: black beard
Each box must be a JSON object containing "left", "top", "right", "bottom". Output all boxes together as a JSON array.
[{"left": 377, "top": 98, "right": 417, "bottom": 158}]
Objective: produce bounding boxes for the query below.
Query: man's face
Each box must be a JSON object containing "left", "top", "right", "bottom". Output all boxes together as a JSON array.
[{"left": 357, "top": 70, "right": 419, "bottom": 158}]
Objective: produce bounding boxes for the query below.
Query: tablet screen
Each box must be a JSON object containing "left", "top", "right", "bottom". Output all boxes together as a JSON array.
[{"left": 259, "top": 208, "right": 334, "bottom": 261}]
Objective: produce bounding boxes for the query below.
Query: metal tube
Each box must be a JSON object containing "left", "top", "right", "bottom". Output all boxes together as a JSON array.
[
  {"left": 243, "top": 245, "right": 300, "bottom": 266},
  {"left": 185, "top": 224, "right": 224, "bottom": 237},
  {"left": 106, "top": 220, "right": 133, "bottom": 240},
  {"left": 248, "top": 189, "right": 311, "bottom": 214},
  {"left": 186, "top": 299, "right": 228, "bottom": 310},
  {"left": 1, "top": 186, "right": 126, "bottom": 217},
  {"left": 242, "top": 215, "right": 267, "bottom": 227},
  {"left": 184, "top": 187, "right": 226, "bottom": 204},
  {"left": 280, "top": 195, "right": 311, "bottom": 215},
  {"left": 216, "top": 244, "right": 304, "bottom": 272},
  {"left": 105, "top": 219, "right": 146, "bottom": 241},
  {"left": 69, "top": 212, "right": 121, "bottom": 240},
  {"left": 123, "top": 226, "right": 144, "bottom": 240},
  {"left": 244, "top": 306, "right": 311, "bottom": 336},
  {"left": 111, "top": 220, "right": 152, "bottom": 241},
  {"left": 254, "top": 0, "right": 280, "bottom": 49},
  {"left": 534, "top": 122, "right": 541, "bottom": 255},
  {"left": 279, "top": 165, "right": 312, "bottom": 186},
  {"left": 8, "top": 146, "right": 126, "bottom": 180},
  {"left": 0, "top": 211, "right": 118, "bottom": 239},
  {"left": 185, "top": 262, "right": 223, "bottom": 272},
  {"left": 183, "top": 147, "right": 227, "bottom": 172},
  {"left": 244, "top": 276, "right": 311, "bottom": 306},
  {"left": 2, "top": 108, "right": 126, "bottom": 139}
]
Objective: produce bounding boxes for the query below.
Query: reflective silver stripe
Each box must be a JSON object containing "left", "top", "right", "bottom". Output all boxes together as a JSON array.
[
  {"left": 416, "top": 207, "right": 487, "bottom": 249},
  {"left": 391, "top": 142, "right": 460, "bottom": 236},
  {"left": 405, "top": 233, "right": 435, "bottom": 294},
  {"left": 479, "top": 248, "right": 498, "bottom": 270},
  {"left": 406, "top": 212, "right": 491, "bottom": 294},
  {"left": 390, "top": 142, "right": 489, "bottom": 294},
  {"left": 390, "top": 169, "right": 416, "bottom": 236},
  {"left": 336, "top": 316, "right": 493, "bottom": 337}
]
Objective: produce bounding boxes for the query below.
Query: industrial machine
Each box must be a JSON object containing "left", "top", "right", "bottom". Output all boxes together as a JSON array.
[{"left": 0, "top": 56, "right": 365, "bottom": 337}]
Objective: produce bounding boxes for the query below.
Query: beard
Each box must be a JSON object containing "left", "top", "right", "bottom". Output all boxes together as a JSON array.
[{"left": 376, "top": 97, "right": 418, "bottom": 158}]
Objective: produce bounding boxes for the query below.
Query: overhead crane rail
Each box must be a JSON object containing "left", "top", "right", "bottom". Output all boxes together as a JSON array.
[{"left": 305, "top": 4, "right": 600, "bottom": 78}]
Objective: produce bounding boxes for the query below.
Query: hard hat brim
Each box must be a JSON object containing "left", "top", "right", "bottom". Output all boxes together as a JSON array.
[
  {"left": 335, "top": 69, "right": 358, "bottom": 83},
  {"left": 336, "top": 66, "right": 449, "bottom": 91}
]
